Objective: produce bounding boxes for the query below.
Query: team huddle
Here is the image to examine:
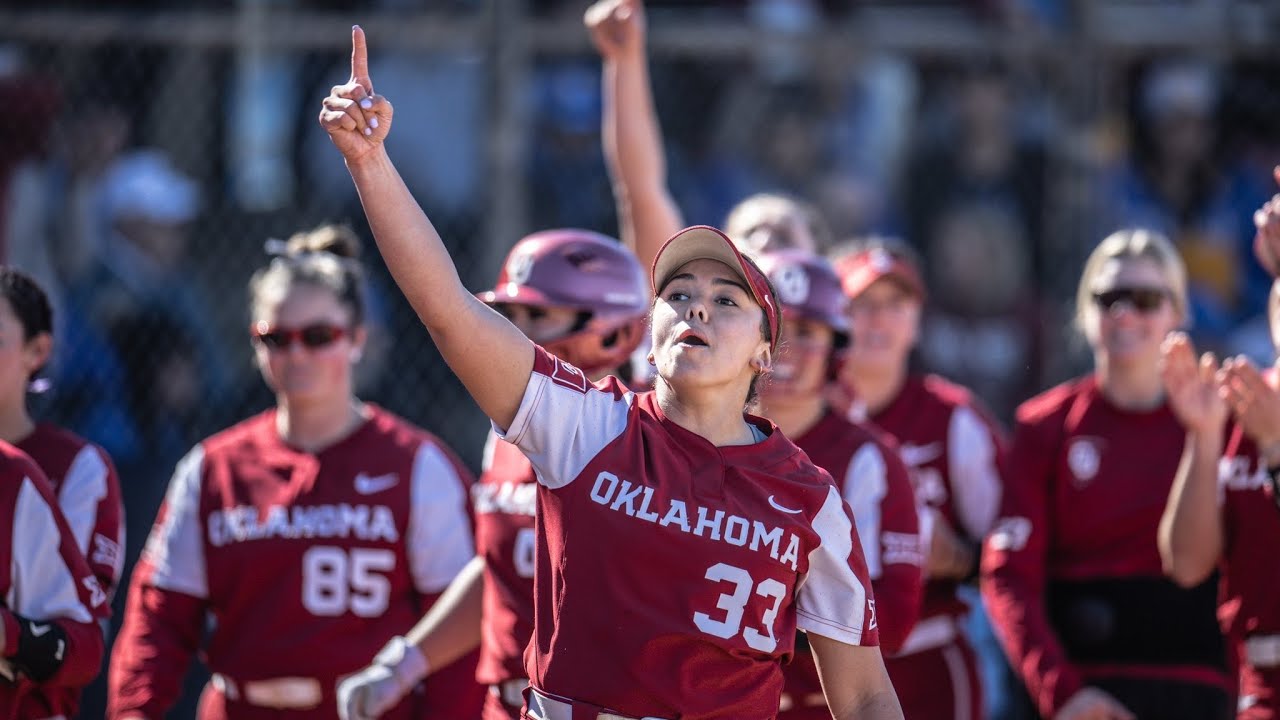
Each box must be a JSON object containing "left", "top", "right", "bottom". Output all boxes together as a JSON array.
[{"left": 3, "top": 1, "right": 1280, "bottom": 720}]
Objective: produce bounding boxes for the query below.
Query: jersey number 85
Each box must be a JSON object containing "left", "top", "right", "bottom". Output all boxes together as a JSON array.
[{"left": 302, "top": 546, "right": 395, "bottom": 617}]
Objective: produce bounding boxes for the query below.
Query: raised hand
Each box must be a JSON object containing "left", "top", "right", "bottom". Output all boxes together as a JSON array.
[
  {"left": 1252, "top": 166, "right": 1280, "bottom": 277},
  {"left": 585, "top": 0, "right": 646, "bottom": 60},
  {"left": 1160, "top": 332, "right": 1226, "bottom": 435},
  {"left": 320, "top": 26, "right": 393, "bottom": 164},
  {"left": 1219, "top": 355, "right": 1280, "bottom": 462}
]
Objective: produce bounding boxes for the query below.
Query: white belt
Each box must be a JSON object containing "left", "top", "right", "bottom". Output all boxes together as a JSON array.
[
  {"left": 893, "top": 615, "right": 959, "bottom": 657},
  {"left": 525, "top": 687, "right": 667, "bottom": 720},
  {"left": 490, "top": 678, "right": 529, "bottom": 707},
  {"left": 1245, "top": 634, "right": 1280, "bottom": 669},
  {"left": 211, "top": 673, "right": 322, "bottom": 709}
]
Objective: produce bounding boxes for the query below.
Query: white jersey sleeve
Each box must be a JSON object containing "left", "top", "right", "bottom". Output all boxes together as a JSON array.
[
  {"left": 142, "top": 447, "right": 208, "bottom": 598},
  {"left": 7, "top": 477, "right": 95, "bottom": 623},
  {"left": 407, "top": 441, "right": 476, "bottom": 594},
  {"left": 58, "top": 446, "right": 120, "bottom": 578},
  {"left": 842, "top": 443, "right": 888, "bottom": 579},
  {"left": 947, "top": 405, "right": 1002, "bottom": 539},
  {"left": 795, "top": 486, "right": 872, "bottom": 646},
  {"left": 493, "top": 346, "right": 633, "bottom": 490}
]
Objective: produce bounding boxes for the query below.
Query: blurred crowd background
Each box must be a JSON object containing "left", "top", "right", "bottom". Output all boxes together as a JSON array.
[{"left": 0, "top": 1, "right": 1277, "bottom": 715}]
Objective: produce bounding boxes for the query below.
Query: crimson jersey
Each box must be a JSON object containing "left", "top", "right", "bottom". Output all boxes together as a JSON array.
[
  {"left": 1218, "top": 425, "right": 1280, "bottom": 719},
  {"left": 15, "top": 423, "right": 123, "bottom": 719},
  {"left": 0, "top": 440, "right": 109, "bottom": 720},
  {"left": 844, "top": 374, "right": 1003, "bottom": 627},
  {"left": 472, "top": 430, "right": 536, "bottom": 686},
  {"left": 18, "top": 423, "right": 124, "bottom": 602},
  {"left": 780, "top": 411, "right": 922, "bottom": 716},
  {"left": 500, "top": 348, "right": 878, "bottom": 719},
  {"left": 107, "top": 406, "right": 481, "bottom": 720},
  {"left": 982, "top": 376, "right": 1230, "bottom": 718}
]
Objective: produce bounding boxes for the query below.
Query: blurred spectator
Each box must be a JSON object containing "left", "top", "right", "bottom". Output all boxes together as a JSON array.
[
  {"left": 813, "top": 50, "right": 918, "bottom": 239},
  {"left": 1100, "top": 58, "right": 1262, "bottom": 349},
  {"left": 0, "top": 47, "right": 63, "bottom": 271},
  {"left": 6, "top": 97, "right": 130, "bottom": 304},
  {"left": 528, "top": 61, "right": 617, "bottom": 232},
  {"left": 4, "top": 96, "right": 139, "bottom": 464},
  {"left": 904, "top": 59, "right": 1048, "bottom": 281},
  {"left": 59, "top": 150, "right": 229, "bottom": 465},
  {"left": 919, "top": 202, "right": 1041, "bottom": 424}
]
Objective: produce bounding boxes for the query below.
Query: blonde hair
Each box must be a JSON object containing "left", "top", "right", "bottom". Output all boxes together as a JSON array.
[
  {"left": 249, "top": 224, "right": 366, "bottom": 324},
  {"left": 723, "top": 193, "right": 832, "bottom": 254},
  {"left": 1074, "top": 228, "right": 1188, "bottom": 332}
]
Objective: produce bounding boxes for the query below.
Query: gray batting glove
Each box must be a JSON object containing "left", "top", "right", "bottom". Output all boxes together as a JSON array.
[{"left": 337, "top": 637, "right": 430, "bottom": 720}]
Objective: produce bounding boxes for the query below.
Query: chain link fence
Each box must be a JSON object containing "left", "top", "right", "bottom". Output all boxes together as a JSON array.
[{"left": 1, "top": 2, "right": 1279, "bottom": 716}]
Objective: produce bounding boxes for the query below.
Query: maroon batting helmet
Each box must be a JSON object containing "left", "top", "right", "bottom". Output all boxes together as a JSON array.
[
  {"left": 479, "top": 229, "right": 649, "bottom": 373},
  {"left": 755, "top": 249, "right": 849, "bottom": 349}
]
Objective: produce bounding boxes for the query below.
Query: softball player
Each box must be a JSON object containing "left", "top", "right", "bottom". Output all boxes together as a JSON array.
[
  {"left": 107, "top": 228, "right": 482, "bottom": 719},
  {"left": 319, "top": 29, "right": 902, "bottom": 718}
]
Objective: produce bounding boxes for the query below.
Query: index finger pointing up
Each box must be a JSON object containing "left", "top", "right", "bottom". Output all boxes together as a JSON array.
[{"left": 350, "top": 25, "right": 373, "bottom": 94}]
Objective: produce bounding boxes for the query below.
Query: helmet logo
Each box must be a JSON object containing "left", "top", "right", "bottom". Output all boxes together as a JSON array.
[
  {"left": 506, "top": 251, "right": 535, "bottom": 286},
  {"left": 773, "top": 264, "right": 810, "bottom": 305}
]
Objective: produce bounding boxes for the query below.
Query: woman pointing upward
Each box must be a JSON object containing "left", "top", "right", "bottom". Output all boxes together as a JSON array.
[{"left": 321, "top": 26, "right": 902, "bottom": 720}]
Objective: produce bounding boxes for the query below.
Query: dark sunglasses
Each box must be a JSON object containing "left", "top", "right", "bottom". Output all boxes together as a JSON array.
[
  {"left": 1092, "top": 287, "right": 1168, "bottom": 313},
  {"left": 252, "top": 323, "right": 348, "bottom": 350}
]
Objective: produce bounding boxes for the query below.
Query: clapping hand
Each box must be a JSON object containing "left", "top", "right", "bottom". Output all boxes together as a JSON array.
[
  {"left": 1160, "top": 332, "right": 1226, "bottom": 436},
  {"left": 1219, "top": 355, "right": 1280, "bottom": 463}
]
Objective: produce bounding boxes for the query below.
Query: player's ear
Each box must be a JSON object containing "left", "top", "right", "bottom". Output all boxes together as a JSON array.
[
  {"left": 349, "top": 325, "right": 369, "bottom": 364},
  {"left": 22, "top": 333, "right": 52, "bottom": 376},
  {"left": 750, "top": 346, "right": 772, "bottom": 376}
]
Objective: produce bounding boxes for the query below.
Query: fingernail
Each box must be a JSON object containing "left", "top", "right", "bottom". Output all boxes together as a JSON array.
[
  {"left": 363, "top": 127, "right": 372, "bottom": 136},
  {"left": 369, "top": 116, "right": 379, "bottom": 129},
  {"left": 360, "top": 98, "right": 373, "bottom": 110},
  {"left": 353, "top": 24, "right": 360, "bottom": 30}
]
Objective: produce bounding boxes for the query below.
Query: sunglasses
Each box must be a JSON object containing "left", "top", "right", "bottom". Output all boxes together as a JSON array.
[
  {"left": 1092, "top": 287, "right": 1168, "bottom": 313},
  {"left": 252, "top": 322, "right": 348, "bottom": 350}
]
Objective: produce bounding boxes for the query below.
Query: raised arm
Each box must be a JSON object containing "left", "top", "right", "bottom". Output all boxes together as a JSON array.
[
  {"left": 320, "top": 26, "right": 533, "bottom": 430},
  {"left": 585, "top": 0, "right": 684, "bottom": 272},
  {"left": 1158, "top": 333, "right": 1227, "bottom": 587}
]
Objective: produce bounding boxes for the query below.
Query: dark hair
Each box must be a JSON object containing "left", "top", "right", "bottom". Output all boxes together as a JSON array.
[
  {"left": 249, "top": 224, "right": 366, "bottom": 325},
  {"left": 0, "top": 268, "right": 54, "bottom": 382},
  {"left": 0, "top": 268, "right": 53, "bottom": 340}
]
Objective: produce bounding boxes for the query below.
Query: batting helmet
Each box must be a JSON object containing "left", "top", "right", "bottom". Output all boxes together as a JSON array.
[
  {"left": 479, "top": 229, "right": 649, "bottom": 374},
  {"left": 755, "top": 249, "right": 849, "bottom": 349}
]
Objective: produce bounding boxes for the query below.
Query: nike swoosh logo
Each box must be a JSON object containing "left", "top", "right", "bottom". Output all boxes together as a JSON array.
[
  {"left": 768, "top": 495, "right": 804, "bottom": 514},
  {"left": 29, "top": 623, "right": 50, "bottom": 637},
  {"left": 899, "top": 442, "right": 943, "bottom": 468},
  {"left": 354, "top": 472, "right": 399, "bottom": 495}
]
